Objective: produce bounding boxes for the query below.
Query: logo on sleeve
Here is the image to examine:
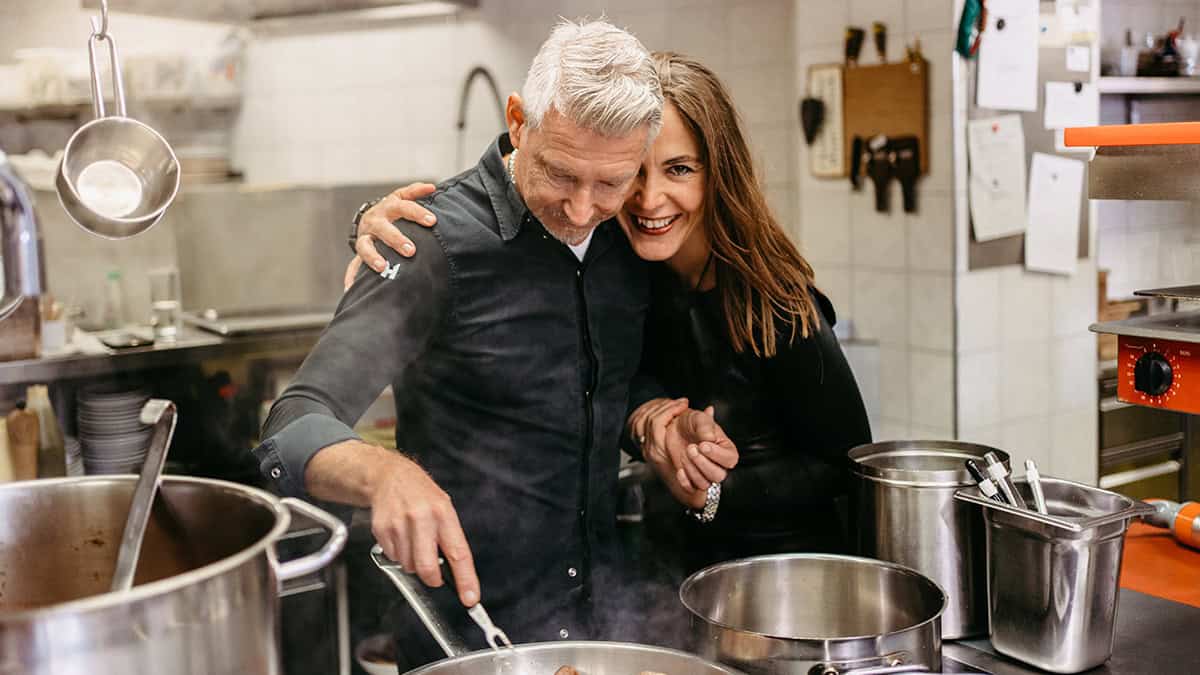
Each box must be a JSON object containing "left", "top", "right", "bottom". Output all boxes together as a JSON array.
[{"left": 380, "top": 263, "right": 401, "bottom": 280}]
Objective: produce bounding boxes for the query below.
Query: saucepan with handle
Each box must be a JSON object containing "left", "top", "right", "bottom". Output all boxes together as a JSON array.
[
  {"left": 55, "top": 0, "right": 180, "bottom": 239},
  {"left": 680, "top": 554, "right": 946, "bottom": 675},
  {"left": 371, "top": 544, "right": 743, "bottom": 675}
]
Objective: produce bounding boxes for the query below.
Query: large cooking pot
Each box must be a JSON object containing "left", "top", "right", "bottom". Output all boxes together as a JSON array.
[
  {"left": 680, "top": 554, "right": 945, "bottom": 674},
  {"left": 848, "top": 440, "right": 1007, "bottom": 639},
  {"left": 0, "top": 476, "right": 346, "bottom": 674},
  {"left": 370, "top": 545, "right": 745, "bottom": 675}
]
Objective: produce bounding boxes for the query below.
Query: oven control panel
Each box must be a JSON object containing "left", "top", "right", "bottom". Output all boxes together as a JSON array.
[{"left": 1118, "top": 336, "right": 1200, "bottom": 413}]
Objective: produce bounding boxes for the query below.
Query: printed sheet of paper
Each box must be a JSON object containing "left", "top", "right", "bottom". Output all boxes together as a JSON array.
[
  {"left": 1065, "top": 45, "right": 1091, "bottom": 72},
  {"left": 968, "top": 115, "right": 1028, "bottom": 241},
  {"left": 977, "top": 0, "right": 1040, "bottom": 111},
  {"left": 1025, "top": 152, "right": 1084, "bottom": 275},
  {"left": 1044, "top": 82, "right": 1099, "bottom": 129}
]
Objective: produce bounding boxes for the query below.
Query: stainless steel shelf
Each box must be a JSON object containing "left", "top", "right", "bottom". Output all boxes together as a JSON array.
[
  {"left": 0, "top": 96, "right": 241, "bottom": 117},
  {"left": 1098, "top": 76, "right": 1200, "bottom": 95},
  {"left": 0, "top": 326, "right": 321, "bottom": 386}
]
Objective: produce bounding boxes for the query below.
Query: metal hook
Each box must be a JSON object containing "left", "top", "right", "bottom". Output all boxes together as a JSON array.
[{"left": 90, "top": 0, "right": 110, "bottom": 39}]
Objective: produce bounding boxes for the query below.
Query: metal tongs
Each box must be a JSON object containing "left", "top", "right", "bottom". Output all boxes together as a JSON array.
[{"left": 370, "top": 544, "right": 513, "bottom": 655}]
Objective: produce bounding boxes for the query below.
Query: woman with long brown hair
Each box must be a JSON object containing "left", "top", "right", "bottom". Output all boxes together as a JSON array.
[{"left": 349, "top": 51, "right": 871, "bottom": 575}]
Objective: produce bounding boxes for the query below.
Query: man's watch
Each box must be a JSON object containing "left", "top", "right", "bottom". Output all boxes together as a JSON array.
[
  {"left": 690, "top": 482, "right": 722, "bottom": 523},
  {"left": 348, "top": 198, "right": 382, "bottom": 252}
]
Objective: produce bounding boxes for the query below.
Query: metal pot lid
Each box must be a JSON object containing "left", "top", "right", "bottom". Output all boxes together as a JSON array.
[{"left": 848, "top": 440, "right": 1010, "bottom": 486}]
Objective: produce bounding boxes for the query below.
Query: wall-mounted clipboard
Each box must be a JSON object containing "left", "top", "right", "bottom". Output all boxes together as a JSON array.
[{"left": 966, "top": 1, "right": 1095, "bottom": 271}]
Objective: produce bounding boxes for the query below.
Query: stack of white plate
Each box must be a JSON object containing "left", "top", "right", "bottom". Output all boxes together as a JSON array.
[
  {"left": 64, "top": 435, "right": 84, "bottom": 477},
  {"left": 77, "top": 385, "right": 151, "bottom": 475}
]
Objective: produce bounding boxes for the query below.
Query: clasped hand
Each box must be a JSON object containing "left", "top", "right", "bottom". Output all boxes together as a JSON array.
[{"left": 627, "top": 398, "right": 738, "bottom": 510}]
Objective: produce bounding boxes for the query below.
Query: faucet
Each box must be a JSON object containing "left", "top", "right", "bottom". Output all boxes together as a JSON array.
[
  {"left": 455, "top": 66, "right": 506, "bottom": 170},
  {"left": 0, "top": 151, "right": 43, "bottom": 321}
]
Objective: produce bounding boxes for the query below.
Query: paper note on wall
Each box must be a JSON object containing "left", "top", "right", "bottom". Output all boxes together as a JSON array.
[
  {"left": 1044, "top": 82, "right": 1099, "bottom": 129},
  {"left": 1065, "top": 45, "right": 1090, "bottom": 72},
  {"left": 968, "top": 115, "right": 1028, "bottom": 241},
  {"left": 977, "top": 0, "right": 1040, "bottom": 111},
  {"left": 1025, "top": 152, "right": 1084, "bottom": 275}
]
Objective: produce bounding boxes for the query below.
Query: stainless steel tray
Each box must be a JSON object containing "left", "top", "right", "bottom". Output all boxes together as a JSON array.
[{"left": 181, "top": 306, "right": 332, "bottom": 336}]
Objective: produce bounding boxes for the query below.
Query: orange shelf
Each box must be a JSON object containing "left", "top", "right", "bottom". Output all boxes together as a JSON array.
[{"left": 1064, "top": 122, "right": 1200, "bottom": 147}]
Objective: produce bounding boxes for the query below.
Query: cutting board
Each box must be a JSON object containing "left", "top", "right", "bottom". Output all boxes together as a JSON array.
[{"left": 843, "top": 58, "right": 930, "bottom": 174}]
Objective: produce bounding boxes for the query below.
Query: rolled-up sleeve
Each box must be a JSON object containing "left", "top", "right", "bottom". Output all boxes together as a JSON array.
[{"left": 253, "top": 219, "right": 450, "bottom": 500}]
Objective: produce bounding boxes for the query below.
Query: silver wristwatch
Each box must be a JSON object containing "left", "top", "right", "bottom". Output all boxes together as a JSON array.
[{"left": 690, "top": 482, "right": 722, "bottom": 523}]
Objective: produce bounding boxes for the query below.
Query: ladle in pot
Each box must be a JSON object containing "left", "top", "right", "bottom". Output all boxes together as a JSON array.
[{"left": 109, "top": 398, "right": 177, "bottom": 592}]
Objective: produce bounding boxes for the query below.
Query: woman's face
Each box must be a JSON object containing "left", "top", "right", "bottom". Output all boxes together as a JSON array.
[{"left": 617, "top": 103, "right": 707, "bottom": 262}]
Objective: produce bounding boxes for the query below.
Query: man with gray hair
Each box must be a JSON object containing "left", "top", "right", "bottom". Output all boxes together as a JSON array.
[{"left": 253, "top": 19, "right": 683, "bottom": 662}]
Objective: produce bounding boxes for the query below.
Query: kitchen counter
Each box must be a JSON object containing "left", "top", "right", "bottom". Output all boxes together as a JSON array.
[
  {"left": 0, "top": 325, "right": 322, "bottom": 386},
  {"left": 942, "top": 589, "right": 1199, "bottom": 673}
]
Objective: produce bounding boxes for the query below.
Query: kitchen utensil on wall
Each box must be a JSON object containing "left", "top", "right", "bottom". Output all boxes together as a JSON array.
[
  {"left": 843, "top": 49, "right": 929, "bottom": 176},
  {"left": 680, "top": 554, "right": 944, "bottom": 674},
  {"left": 849, "top": 440, "right": 1004, "bottom": 640},
  {"left": 109, "top": 399, "right": 176, "bottom": 592},
  {"left": 369, "top": 545, "right": 743, "bottom": 675},
  {"left": 806, "top": 64, "right": 845, "bottom": 177},
  {"left": 799, "top": 97, "right": 824, "bottom": 145},
  {"left": 955, "top": 477, "right": 1155, "bottom": 673},
  {"left": 0, "top": 475, "right": 347, "bottom": 674},
  {"left": 891, "top": 135, "right": 920, "bottom": 212},
  {"left": 55, "top": 0, "right": 180, "bottom": 239}
]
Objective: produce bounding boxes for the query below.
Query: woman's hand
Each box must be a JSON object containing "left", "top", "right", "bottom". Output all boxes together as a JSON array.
[
  {"left": 343, "top": 182, "right": 439, "bottom": 289},
  {"left": 629, "top": 399, "right": 739, "bottom": 498}
]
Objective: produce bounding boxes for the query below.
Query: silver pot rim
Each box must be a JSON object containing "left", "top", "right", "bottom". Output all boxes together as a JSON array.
[
  {"left": 679, "top": 553, "right": 948, "bottom": 642},
  {"left": 0, "top": 475, "right": 290, "bottom": 620},
  {"left": 848, "top": 440, "right": 1010, "bottom": 487},
  {"left": 403, "top": 640, "right": 747, "bottom": 675}
]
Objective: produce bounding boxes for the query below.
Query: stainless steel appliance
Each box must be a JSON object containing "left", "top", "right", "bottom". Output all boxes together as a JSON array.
[
  {"left": 679, "top": 554, "right": 945, "bottom": 675},
  {"left": 848, "top": 440, "right": 1005, "bottom": 639},
  {"left": 0, "top": 149, "right": 43, "bottom": 360},
  {"left": 0, "top": 476, "right": 346, "bottom": 675},
  {"left": 955, "top": 477, "right": 1154, "bottom": 673}
]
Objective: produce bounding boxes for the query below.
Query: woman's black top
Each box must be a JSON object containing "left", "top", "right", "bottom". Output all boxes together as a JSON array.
[{"left": 637, "top": 266, "right": 873, "bottom": 575}]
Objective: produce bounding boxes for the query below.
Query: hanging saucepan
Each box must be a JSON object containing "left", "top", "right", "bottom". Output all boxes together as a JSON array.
[
  {"left": 55, "top": 0, "right": 180, "bottom": 239},
  {"left": 371, "top": 545, "right": 745, "bottom": 675},
  {"left": 680, "top": 554, "right": 945, "bottom": 675}
]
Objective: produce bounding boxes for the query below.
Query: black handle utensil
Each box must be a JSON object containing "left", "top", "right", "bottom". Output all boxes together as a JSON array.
[{"left": 966, "top": 459, "right": 1007, "bottom": 504}]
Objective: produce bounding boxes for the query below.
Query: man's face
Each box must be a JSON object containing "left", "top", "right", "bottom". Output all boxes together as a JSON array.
[{"left": 512, "top": 107, "right": 649, "bottom": 246}]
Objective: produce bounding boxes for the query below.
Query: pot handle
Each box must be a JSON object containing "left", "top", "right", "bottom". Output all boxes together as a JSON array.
[
  {"left": 274, "top": 498, "right": 348, "bottom": 582},
  {"left": 810, "top": 658, "right": 930, "bottom": 675},
  {"left": 370, "top": 545, "right": 472, "bottom": 659}
]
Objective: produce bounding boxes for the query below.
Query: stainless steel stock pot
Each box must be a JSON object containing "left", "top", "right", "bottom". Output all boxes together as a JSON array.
[{"left": 0, "top": 476, "right": 346, "bottom": 675}]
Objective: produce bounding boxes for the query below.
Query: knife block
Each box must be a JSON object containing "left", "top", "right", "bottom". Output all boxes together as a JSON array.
[{"left": 0, "top": 296, "right": 40, "bottom": 361}]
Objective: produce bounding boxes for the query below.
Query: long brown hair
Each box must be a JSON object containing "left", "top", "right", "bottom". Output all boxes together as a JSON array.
[{"left": 652, "top": 51, "right": 820, "bottom": 357}]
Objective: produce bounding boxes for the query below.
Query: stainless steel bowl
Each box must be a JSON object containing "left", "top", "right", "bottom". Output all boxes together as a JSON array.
[
  {"left": 54, "top": 18, "right": 180, "bottom": 239},
  {"left": 680, "top": 554, "right": 945, "bottom": 674},
  {"left": 56, "top": 116, "right": 180, "bottom": 239},
  {"left": 403, "top": 641, "right": 745, "bottom": 675}
]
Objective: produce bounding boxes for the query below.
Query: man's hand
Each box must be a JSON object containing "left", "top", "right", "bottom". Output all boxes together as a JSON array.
[
  {"left": 305, "top": 440, "right": 480, "bottom": 606},
  {"left": 343, "top": 182, "right": 439, "bottom": 289}
]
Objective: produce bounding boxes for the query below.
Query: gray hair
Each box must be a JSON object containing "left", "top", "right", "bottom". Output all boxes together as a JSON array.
[{"left": 521, "top": 19, "right": 663, "bottom": 139}]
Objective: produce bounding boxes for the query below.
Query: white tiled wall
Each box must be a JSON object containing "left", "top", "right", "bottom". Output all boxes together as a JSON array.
[
  {"left": 795, "top": 0, "right": 958, "bottom": 439},
  {"left": 955, "top": 262, "right": 1099, "bottom": 484},
  {"left": 233, "top": 0, "right": 799, "bottom": 231}
]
